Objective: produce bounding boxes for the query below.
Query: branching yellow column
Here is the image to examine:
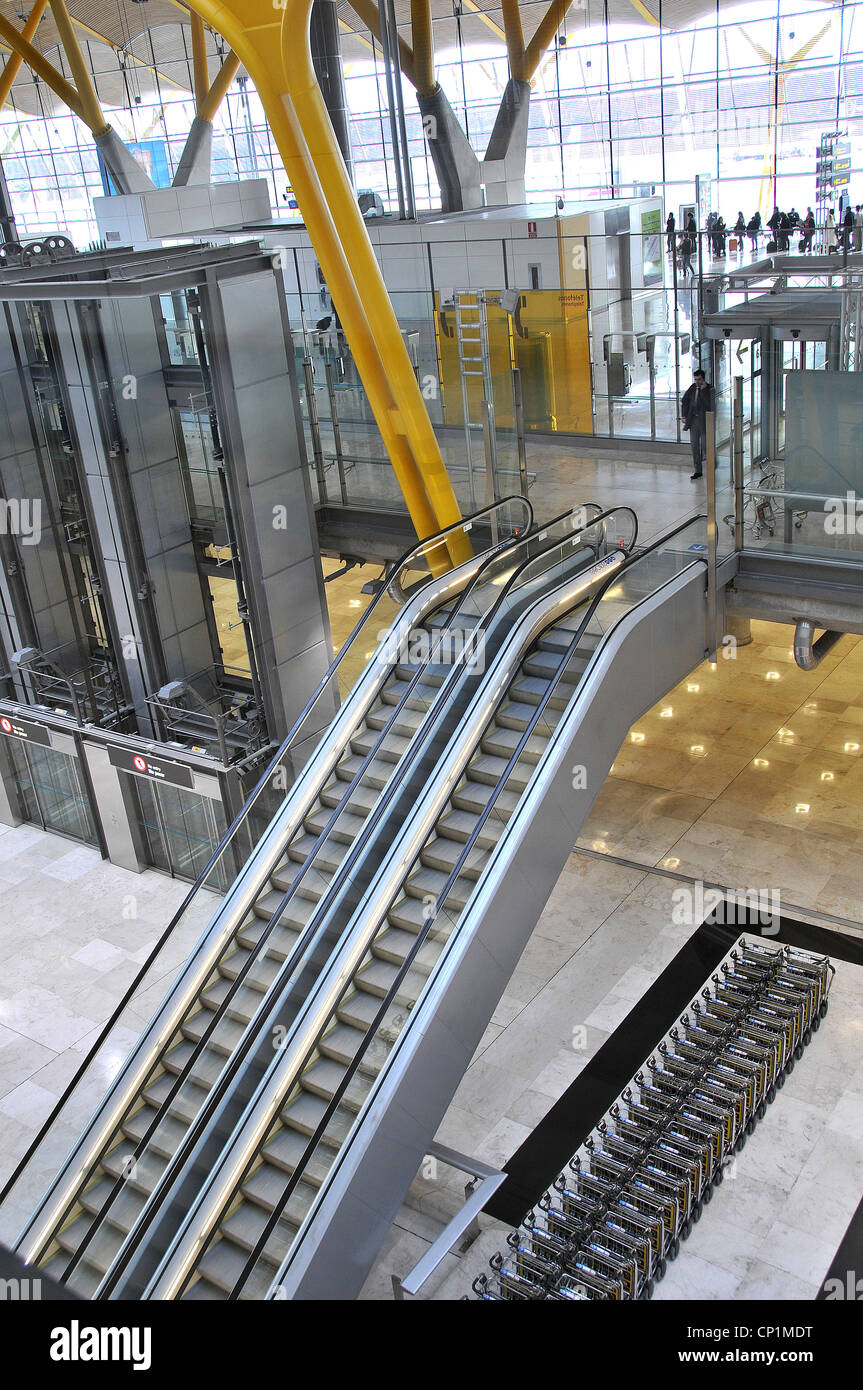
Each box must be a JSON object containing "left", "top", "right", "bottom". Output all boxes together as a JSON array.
[
  {"left": 185, "top": 1, "right": 466, "bottom": 562},
  {"left": 198, "top": 51, "right": 241, "bottom": 124},
  {"left": 190, "top": 11, "right": 211, "bottom": 111},
  {"left": 0, "top": 11, "right": 81, "bottom": 115},
  {"left": 500, "top": 0, "right": 527, "bottom": 82},
  {"left": 410, "top": 0, "right": 435, "bottom": 97},
  {"left": 48, "top": 0, "right": 109, "bottom": 135},
  {"left": 0, "top": 0, "right": 48, "bottom": 110}
]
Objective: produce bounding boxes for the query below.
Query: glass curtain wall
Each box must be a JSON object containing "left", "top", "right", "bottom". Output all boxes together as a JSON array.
[{"left": 0, "top": 1, "right": 859, "bottom": 243}]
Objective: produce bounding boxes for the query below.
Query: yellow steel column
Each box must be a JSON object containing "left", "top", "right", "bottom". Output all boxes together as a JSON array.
[
  {"left": 500, "top": 0, "right": 527, "bottom": 82},
  {"left": 523, "top": 0, "right": 575, "bottom": 81},
  {"left": 185, "top": 1, "right": 467, "bottom": 561},
  {"left": 410, "top": 0, "right": 435, "bottom": 97},
  {"left": 198, "top": 51, "right": 241, "bottom": 124},
  {"left": 0, "top": 12, "right": 82, "bottom": 116},
  {"left": 0, "top": 1, "right": 48, "bottom": 110},
  {"left": 47, "top": 0, "right": 109, "bottom": 134},
  {"left": 190, "top": 11, "right": 211, "bottom": 111}
]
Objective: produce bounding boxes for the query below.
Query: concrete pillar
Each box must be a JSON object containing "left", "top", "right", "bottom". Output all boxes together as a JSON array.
[
  {"left": 96, "top": 126, "right": 156, "bottom": 196},
  {"left": 726, "top": 612, "right": 753, "bottom": 646},
  {"left": 172, "top": 116, "right": 214, "bottom": 188}
]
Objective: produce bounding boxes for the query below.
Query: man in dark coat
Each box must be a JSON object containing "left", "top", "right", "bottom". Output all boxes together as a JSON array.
[{"left": 681, "top": 369, "right": 714, "bottom": 480}]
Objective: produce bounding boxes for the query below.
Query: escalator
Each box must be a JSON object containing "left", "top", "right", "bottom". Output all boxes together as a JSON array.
[
  {"left": 6, "top": 497, "right": 537, "bottom": 1293},
  {"left": 10, "top": 496, "right": 624, "bottom": 1297},
  {"left": 5, "top": 502, "right": 709, "bottom": 1303},
  {"left": 140, "top": 513, "right": 708, "bottom": 1301}
]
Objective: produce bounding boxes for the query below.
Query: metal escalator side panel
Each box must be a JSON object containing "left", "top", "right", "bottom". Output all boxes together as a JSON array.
[
  {"left": 263, "top": 562, "right": 709, "bottom": 1300},
  {"left": 12, "top": 557, "right": 485, "bottom": 1271}
]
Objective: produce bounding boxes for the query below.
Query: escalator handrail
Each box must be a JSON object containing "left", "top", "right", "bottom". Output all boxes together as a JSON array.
[
  {"left": 91, "top": 503, "right": 625, "bottom": 1295},
  {"left": 63, "top": 510, "right": 547, "bottom": 1288},
  {"left": 221, "top": 514, "right": 707, "bottom": 1299},
  {"left": 0, "top": 495, "right": 531, "bottom": 1219},
  {"left": 152, "top": 508, "right": 648, "bottom": 1299}
]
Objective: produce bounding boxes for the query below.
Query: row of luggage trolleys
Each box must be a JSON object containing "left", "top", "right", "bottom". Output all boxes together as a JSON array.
[{"left": 473, "top": 937, "right": 834, "bottom": 1301}]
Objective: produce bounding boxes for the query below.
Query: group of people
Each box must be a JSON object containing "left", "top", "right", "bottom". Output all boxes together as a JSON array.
[{"left": 665, "top": 203, "right": 863, "bottom": 269}]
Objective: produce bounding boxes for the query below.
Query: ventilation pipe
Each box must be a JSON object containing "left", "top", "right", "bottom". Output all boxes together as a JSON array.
[{"left": 793, "top": 620, "right": 843, "bottom": 670}]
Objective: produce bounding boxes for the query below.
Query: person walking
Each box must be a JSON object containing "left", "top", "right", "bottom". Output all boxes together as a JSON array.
[
  {"left": 680, "top": 229, "right": 694, "bottom": 277},
  {"left": 666, "top": 210, "right": 675, "bottom": 255},
  {"left": 681, "top": 369, "right": 714, "bottom": 480},
  {"left": 854, "top": 205, "right": 863, "bottom": 253},
  {"left": 826, "top": 209, "right": 838, "bottom": 253},
  {"left": 843, "top": 203, "right": 854, "bottom": 252}
]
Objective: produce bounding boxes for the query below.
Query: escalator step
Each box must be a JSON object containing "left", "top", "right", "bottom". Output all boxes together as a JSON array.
[
  {"left": 123, "top": 1105, "right": 188, "bottom": 1160},
  {"left": 366, "top": 702, "right": 425, "bottom": 740},
  {"left": 319, "top": 777, "right": 377, "bottom": 815},
  {"left": 240, "top": 1166, "right": 321, "bottom": 1228},
  {"left": 510, "top": 675, "right": 570, "bottom": 710},
  {"left": 279, "top": 1090, "right": 354, "bottom": 1146},
  {"left": 79, "top": 1173, "right": 146, "bottom": 1234},
  {"left": 303, "top": 805, "right": 367, "bottom": 845},
  {"left": 317, "top": 1019, "right": 392, "bottom": 1076},
  {"left": 101, "top": 1141, "right": 168, "bottom": 1196},
  {"left": 333, "top": 753, "right": 393, "bottom": 790},
  {"left": 41, "top": 1247, "right": 105, "bottom": 1298},
  {"left": 222, "top": 1191, "right": 306, "bottom": 1258},
  {"left": 161, "top": 1037, "right": 226, "bottom": 1090},
  {"left": 238, "top": 914, "right": 302, "bottom": 964},
  {"left": 386, "top": 894, "right": 429, "bottom": 932},
  {"left": 269, "top": 858, "right": 330, "bottom": 903},
  {"left": 286, "top": 833, "right": 348, "bottom": 874},
  {"left": 350, "top": 726, "right": 411, "bottom": 763},
  {"left": 496, "top": 699, "right": 565, "bottom": 734},
  {"left": 404, "top": 865, "right": 470, "bottom": 909},
  {"left": 336, "top": 988, "right": 405, "bottom": 1038},
  {"left": 420, "top": 836, "right": 489, "bottom": 877},
  {"left": 465, "top": 753, "right": 532, "bottom": 790},
  {"left": 142, "top": 1072, "right": 209, "bottom": 1127},
  {"left": 250, "top": 890, "right": 314, "bottom": 930},
  {"left": 182, "top": 1008, "right": 245, "bottom": 1058},
  {"left": 352, "top": 955, "right": 428, "bottom": 1006},
  {"left": 481, "top": 724, "right": 550, "bottom": 763},
  {"left": 379, "top": 676, "right": 441, "bottom": 714},
  {"left": 299, "top": 1056, "right": 373, "bottom": 1112},
  {"left": 436, "top": 807, "right": 506, "bottom": 848},
  {"left": 371, "top": 926, "right": 442, "bottom": 975},
  {"left": 394, "top": 662, "right": 446, "bottom": 687},
  {"left": 199, "top": 976, "right": 268, "bottom": 1022},
  {"left": 258, "top": 1124, "right": 338, "bottom": 1186},
  {"left": 522, "top": 650, "right": 583, "bottom": 683},
  {"left": 219, "top": 946, "right": 281, "bottom": 993},
  {"left": 451, "top": 778, "right": 520, "bottom": 819},
  {"left": 193, "top": 1233, "right": 281, "bottom": 1300}
]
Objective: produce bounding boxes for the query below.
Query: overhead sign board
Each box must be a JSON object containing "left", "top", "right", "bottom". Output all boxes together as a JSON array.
[
  {"left": 109, "top": 745, "right": 195, "bottom": 789},
  {"left": 0, "top": 713, "right": 52, "bottom": 747}
]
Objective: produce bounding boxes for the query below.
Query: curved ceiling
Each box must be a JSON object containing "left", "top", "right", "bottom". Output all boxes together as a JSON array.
[{"left": 0, "top": 0, "right": 843, "bottom": 118}]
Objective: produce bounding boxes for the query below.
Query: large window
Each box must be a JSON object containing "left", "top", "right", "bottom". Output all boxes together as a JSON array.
[{"left": 0, "top": 0, "right": 860, "bottom": 240}]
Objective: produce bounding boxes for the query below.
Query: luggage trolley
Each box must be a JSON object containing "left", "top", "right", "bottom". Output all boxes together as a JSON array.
[{"left": 472, "top": 938, "right": 836, "bottom": 1302}]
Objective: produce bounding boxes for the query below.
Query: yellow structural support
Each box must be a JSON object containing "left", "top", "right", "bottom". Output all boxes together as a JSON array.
[
  {"left": 185, "top": 1, "right": 467, "bottom": 566},
  {"left": 410, "top": 0, "right": 435, "bottom": 97},
  {"left": 190, "top": 11, "right": 211, "bottom": 111},
  {"left": 47, "top": 0, "right": 109, "bottom": 135},
  {"left": 0, "top": 11, "right": 82, "bottom": 117},
  {"left": 198, "top": 50, "right": 242, "bottom": 124},
  {"left": 0, "top": 0, "right": 48, "bottom": 110},
  {"left": 523, "top": 0, "right": 575, "bottom": 83},
  {"left": 500, "top": 0, "right": 528, "bottom": 83},
  {"left": 348, "top": 0, "right": 416, "bottom": 87}
]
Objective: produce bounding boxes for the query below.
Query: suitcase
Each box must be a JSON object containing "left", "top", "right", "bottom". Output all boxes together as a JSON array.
[
  {"left": 798, "top": 237, "right": 806, "bottom": 252},
  {"left": 767, "top": 239, "right": 777, "bottom": 252},
  {"left": 728, "top": 237, "right": 738, "bottom": 252}
]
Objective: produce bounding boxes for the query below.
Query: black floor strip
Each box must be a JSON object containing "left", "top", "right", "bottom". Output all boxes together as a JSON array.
[
  {"left": 817, "top": 1195, "right": 863, "bottom": 1299},
  {"left": 485, "top": 909, "right": 862, "bottom": 1228}
]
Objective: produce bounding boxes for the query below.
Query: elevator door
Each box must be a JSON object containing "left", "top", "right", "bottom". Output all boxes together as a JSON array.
[
  {"left": 5, "top": 739, "right": 98, "bottom": 846},
  {"left": 127, "top": 775, "right": 230, "bottom": 889}
]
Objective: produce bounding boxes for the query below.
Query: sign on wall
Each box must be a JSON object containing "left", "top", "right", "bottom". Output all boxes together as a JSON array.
[{"left": 0, "top": 713, "right": 52, "bottom": 747}]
